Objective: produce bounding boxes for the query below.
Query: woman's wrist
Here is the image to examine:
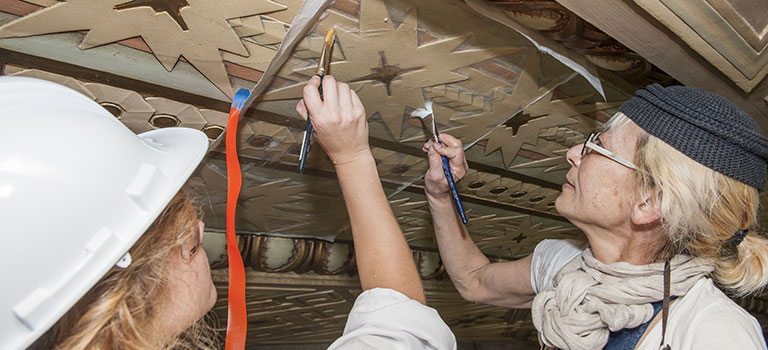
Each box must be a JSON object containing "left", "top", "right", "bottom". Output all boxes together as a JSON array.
[
  {"left": 425, "top": 190, "right": 452, "bottom": 205},
  {"left": 332, "top": 148, "right": 375, "bottom": 169}
]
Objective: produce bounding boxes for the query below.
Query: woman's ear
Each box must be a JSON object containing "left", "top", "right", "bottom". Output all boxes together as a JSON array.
[{"left": 632, "top": 190, "right": 662, "bottom": 226}]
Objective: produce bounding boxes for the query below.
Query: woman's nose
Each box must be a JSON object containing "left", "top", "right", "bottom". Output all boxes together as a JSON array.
[{"left": 565, "top": 144, "right": 582, "bottom": 168}]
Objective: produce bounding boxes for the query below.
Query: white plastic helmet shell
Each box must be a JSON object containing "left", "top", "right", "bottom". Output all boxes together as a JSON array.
[{"left": 0, "top": 76, "right": 209, "bottom": 349}]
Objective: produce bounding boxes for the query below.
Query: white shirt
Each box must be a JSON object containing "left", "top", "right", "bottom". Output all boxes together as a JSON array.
[
  {"left": 530, "top": 239, "right": 767, "bottom": 350},
  {"left": 328, "top": 288, "right": 457, "bottom": 350}
]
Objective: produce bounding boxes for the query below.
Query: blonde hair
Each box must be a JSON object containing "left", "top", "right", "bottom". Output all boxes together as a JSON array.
[
  {"left": 606, "top": 112, "right": 768, "bottom": 296},
  {"left": 51, "top": 190, "right": 220, "bottom": 350}
]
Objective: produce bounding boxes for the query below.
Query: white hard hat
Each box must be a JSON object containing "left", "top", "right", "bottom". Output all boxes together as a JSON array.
[{"left": 0, "top": 76, "right": 209, "bottom": 349}]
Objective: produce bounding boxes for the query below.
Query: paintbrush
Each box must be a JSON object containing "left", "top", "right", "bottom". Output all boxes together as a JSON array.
[
  {"left": 299, "top": 28, "right": 336, "bottom": 174},
  {"left": 411, "top": 100, "right": 468, "bottom": 224}
]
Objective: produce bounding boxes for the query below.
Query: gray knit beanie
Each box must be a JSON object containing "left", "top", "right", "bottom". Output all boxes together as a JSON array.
[{"left": 619, "top": 84, "right": 768, "bottom": 190}]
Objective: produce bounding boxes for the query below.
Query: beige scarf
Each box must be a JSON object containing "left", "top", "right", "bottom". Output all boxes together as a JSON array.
[{"left": 531, "top": 249, "right": 714, "bottom": 350}]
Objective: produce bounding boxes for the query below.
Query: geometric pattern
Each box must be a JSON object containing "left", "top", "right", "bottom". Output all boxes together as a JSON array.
[
  {"left": 0, "top": 0, "right": 287, "bottom": 97},
  {"left": 10, "top": 0, "right": 768, "bottom": 346},
  {"left": 211, "top": 270, "right": 538, "bottom": 344},
  {"left": 634, "top": 0, "right": 768, "bottom": 92},
  {"left": 210, "top": 262, "right": 768, "bottom": 344}
]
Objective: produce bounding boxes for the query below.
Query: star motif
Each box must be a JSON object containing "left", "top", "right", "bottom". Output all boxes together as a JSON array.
[
  {"left": 0, "top": 0, "right": 287, "bottom": 97},
  {"left": 504, "top": 112, "right": 543, "bottom": 135},
  {"left": 115, "top": 0, "right": 190, "bottom": 30},
  {"left": 448, "top": 52, "right": 622, "bottom": 167},
  {"left": 350, "top": 52, "right": 423, "bottom": 96},
  {"left": 499, "top": 217, "right": 541, "bottom": 252},
  {"left": 261, "top": 0, "right": 521, "bottom": 140},
  {"left": 483, "top": 92, "right": 621, "bottom": 166}
]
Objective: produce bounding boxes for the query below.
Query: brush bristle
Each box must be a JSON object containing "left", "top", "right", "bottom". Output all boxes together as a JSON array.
[
  {"left": 410, "top": 109, "right": 430, "bottom": 119},
  {"left": 325, "top": 29, "right": 336, "bottom": 44}
]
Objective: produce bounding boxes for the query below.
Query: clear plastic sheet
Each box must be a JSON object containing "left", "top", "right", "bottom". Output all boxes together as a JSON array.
[{"left": 191, "top": 0, "right": 613, "bottom": 257}]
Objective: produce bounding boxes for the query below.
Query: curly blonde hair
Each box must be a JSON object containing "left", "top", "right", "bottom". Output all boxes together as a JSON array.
[
  {"left": 48, "top": 190, "right": 220, "bottom": 350},
  {"left": 607, "top": 112, "right": 768, "bottom": 296}
]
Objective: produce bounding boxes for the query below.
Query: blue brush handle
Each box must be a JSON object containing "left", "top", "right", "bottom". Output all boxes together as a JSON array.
[
  {"left": 298, "top": 74, "right": 325, "bottom": 174},
  {"left": 441, "top": 154, "right": 468, "bottom": 224}
]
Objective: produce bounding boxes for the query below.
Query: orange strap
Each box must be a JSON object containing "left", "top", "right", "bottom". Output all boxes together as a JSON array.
[{"left": 224, "top": 89, "right": 250, "bottom": 350}]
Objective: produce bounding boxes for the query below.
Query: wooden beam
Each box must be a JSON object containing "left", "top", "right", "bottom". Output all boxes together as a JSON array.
[
  {"left": 205, "top": 151, "right": 570, "bottom": 223},
  {"left": 552, "top": 0, "right": 768, "bottom": 133},
  {"left": 1, "top": 47, "right": 564, "bottom": 192}
]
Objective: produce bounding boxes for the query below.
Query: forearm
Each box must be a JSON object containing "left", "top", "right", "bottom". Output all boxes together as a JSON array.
[
  {"left": 426, "top": 192, "right": 491, "bottom": 300},
  {"left": 428, "top": 194, "right": 535, "bottom": 307},
  {"left": 336, "top": 153, "right": 425, "bottom": 304}
]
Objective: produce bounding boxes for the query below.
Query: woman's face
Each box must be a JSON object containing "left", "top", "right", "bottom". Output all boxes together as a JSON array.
[
  {"left": 160, "top": 220, "right": 217, "bottom": 337},
  {"left": 555, "top": 122, "right": 641, "bottom": 233}
]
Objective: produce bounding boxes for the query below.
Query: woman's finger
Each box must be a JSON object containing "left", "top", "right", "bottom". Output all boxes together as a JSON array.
[
  {"left": 350, "top": 89, "right": 365, "bottom": 118},
  {"left": 296, "top": 99, "right": 308, "bottom": 121},
  {"left": 436, "top": 134, "right": 465, "bottom": 165},
  {"left": 439, "top": 133, "right": 462, "bottom": 149},
  {"left": 434, "top": 143, "right": 461, "bottom": 158},
  {"left": 321, "top": 75, "right": 339, "bottom": 114},
  {"left": 337, "top": 82, "right": 353, "bottom": 121},
  {"left": 426, "top": 146, "right": 446, "bottom": 180},
  {"left": 302, "top": 76, "right": 323, "bottom": 117},
  {"left": 433, "top": 142, "right": 466, "bottom": 173}
]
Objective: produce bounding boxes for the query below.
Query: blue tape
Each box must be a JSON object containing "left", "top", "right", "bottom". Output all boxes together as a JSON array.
[{"left": 231, "top": 88, "right": 250, "bottom": 111}]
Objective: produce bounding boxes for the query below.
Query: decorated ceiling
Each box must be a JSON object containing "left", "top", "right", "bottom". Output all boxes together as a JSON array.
[{"left": 2, "top": 0, "right": 767, "bottom": 347}]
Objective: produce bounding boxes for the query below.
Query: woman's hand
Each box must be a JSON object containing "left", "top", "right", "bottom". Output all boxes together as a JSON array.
[
  {"left": 296, "top": 75, "right": 371, "bottom": 166},
  {"left": 299, "top": 76, "right": 427, "bottom": 305},
  {"left": 423, "top": 133, "right": 468, "bottom": 200}
]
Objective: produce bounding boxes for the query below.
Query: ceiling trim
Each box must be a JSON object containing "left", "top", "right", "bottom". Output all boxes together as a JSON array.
[
  {"left": 634, "top": 0, "right": 768, "bottom": 92},
  {"left": 552, "top": 0, "right": 768, "bottom": 134}
]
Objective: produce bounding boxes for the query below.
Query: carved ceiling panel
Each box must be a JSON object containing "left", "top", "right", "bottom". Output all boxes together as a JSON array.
[
  {"left": 210, "top": 271, "right": 537, "bottom": 344},
  {"left": 206, "top": 235, "right": 768, "bottom": 345},
  {"left": 0, "top": 0, "right": 288, "bottom": 97},
  {"left": 0, "top": 0, "right": 628, "bottom": 342},
  {"left": 4, "top": 65, "right": 228, "bottom": 147},
  {"left": 5, "top": 0, "right": 765, "bottom": 346},
  {"left": 632, "top": 0, "right": 768, "bottom": 92}
]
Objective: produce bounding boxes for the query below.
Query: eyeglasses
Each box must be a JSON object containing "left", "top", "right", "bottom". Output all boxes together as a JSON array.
[
  {"left": 180, "top": 220, "right": 204, "bottom": 261},
  {"left": 581, "top": 131, "right": 637, "bottom": 170}
]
